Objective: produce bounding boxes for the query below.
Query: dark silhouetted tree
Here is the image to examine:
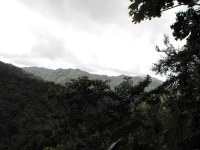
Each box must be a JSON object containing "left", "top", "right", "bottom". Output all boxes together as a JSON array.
[{"left": 129, "top": 0, "right": 200, "bottom": 149}]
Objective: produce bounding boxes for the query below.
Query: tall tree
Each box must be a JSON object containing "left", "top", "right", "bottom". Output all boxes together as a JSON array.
[
  {"left": 112, "top": 76, "right": 164, "bottom": 150},
  {"left": 129, "top": 0, "right": 200, "bottom": 149}
]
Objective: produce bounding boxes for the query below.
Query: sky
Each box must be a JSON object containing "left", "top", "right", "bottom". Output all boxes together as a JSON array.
[{"left": 0, "top": 0, "right": 185, "bottom": 80}]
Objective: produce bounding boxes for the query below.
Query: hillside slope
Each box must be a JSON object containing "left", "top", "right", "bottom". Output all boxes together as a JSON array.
[
  {"left": 0, "top": 61, "right": 163, "bottom": 149},
  {"left": 0, "top": 61, "right": 64, "bottom": 150},
  {"left": 23, "top": 67, "right": 162, "bottom": 90}
]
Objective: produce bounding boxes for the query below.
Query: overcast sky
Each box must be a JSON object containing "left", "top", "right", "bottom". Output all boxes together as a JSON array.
[{"left": 0, "top": 0, "right": 185, "bottom": 80}]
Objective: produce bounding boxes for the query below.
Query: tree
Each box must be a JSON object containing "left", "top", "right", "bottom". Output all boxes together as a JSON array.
[
  {"left": 129, "top": 0, "right": 200, "bottom": 149},
  {"left": 52, "top": 77, "right": 121, "bottom": 150},
  {"left": 112, "top": 76, "right": 164, "bottom": 150}
]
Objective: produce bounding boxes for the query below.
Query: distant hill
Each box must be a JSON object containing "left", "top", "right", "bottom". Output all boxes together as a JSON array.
[{"left": 23, "top": 67, "right": 162, "bottom": 90}]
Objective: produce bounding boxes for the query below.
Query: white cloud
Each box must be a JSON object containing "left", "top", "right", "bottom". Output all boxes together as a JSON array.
[{"left": 0, "top": 0, "right": 186, "bottom": 81}]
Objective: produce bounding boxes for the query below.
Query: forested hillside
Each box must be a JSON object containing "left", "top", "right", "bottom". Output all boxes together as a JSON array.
[
  {"left": 0, "top": 0, "right": 200, "bottom": 149},
  {"left": 0, "top": 61, "right": 65, "bottom": 149},
  {"left": 23, "top": 67, "right": 162, "bottom": 90},
  {"left": 0, "top": 61, "right": 163, "bottom": 150},
  {"left": 128, "top": 0, "right": 200, "bottom": 149}
]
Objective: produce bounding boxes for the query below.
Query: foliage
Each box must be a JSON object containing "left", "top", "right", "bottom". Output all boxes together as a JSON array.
[
  {"left": 43, "top": 144, "right": 64, "bottom": 150},
  {"left": 1, "top": 0, "right": 199, "bottom": 149},
  {"left": 129, "top": 0, "right": 200, "bottom": 149},
  {"left": 23, "top": 67, "right": 162, "bottom": 90},
  {"left": 0, "top": 61, "right": 163, "bottom": 150},
  {"left": 129, "top": 0, "right": 200, "bottom": 24},
  {"left": 0, "top": 61, "right": 65, "bottom": 149}
]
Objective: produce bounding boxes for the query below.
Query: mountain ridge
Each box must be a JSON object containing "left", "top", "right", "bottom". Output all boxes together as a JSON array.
[{"left": 23, "top": 67, "right": 162, "bottom": 90}]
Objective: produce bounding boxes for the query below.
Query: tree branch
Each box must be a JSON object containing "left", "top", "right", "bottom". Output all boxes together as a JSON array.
[
  {"left": 162, "top": 3, "right": 200, "bottom": 12},
  {"left": 162, "top": 4, "right": 186, "bottom": 12}
]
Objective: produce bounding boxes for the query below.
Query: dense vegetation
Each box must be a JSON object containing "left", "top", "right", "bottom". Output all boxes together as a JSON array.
[
  {"left": 129, "top": 0, "right": 200, "bottom": 149},
  {"left": 23, "top": 67, "right": 162, "bottom": 90},
  {"left": 0, "top": 62, "right": 65, "bottom": 149},
  {"left": 0, "top": 0, "right": 199, "bottom": 149},
  {"left": 0, "top": 61, "right": 161, "bottom": 149}
]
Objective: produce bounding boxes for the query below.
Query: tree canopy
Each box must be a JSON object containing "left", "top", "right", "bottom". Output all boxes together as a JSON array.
[
  {"left": 0, "top": 0, "right": 200, "bottom": 150},
  {"left": 129, "top": 0, "right": 200, "bottom": 149}
]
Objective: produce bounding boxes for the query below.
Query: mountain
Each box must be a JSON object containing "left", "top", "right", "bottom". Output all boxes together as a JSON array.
[
  {"left": 0, "top": 61, "right": 66, "bottom": 149},
  {"left": 23, "top": 67, "right": 162, "bottom": 90},
  {"left": 0, "top": 61, "right": 164, "bottom": 149}
]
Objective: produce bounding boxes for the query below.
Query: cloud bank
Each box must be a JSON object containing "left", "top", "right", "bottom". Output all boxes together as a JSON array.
[{"left": 0, "top": 0, "right": 185, "bottom": 80}]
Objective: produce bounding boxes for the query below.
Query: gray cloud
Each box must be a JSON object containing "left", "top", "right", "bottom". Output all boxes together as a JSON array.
[
  {"left": 67, "top": 0, "right": 129, "bottom": 23},
  {"left": 0, "top": 29, "right": 82, "bottom": 68},
  {"left": 79, "top": 63, "right": 146, "bottom": 76},
  {"left": 2, "top": 0, "right": 174, "bottom": 80},
  {"left": 30, "top": 29, "right": 83, "bottom": 64},
  {"left": 31, "top": 31, "right": 65, "bottom": 59},
  {"left": 18, "top": 0, "right": 130, "bottom": 26},
  {"left": 0, "top": 54, "right": 38, "bottom": 67}
]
